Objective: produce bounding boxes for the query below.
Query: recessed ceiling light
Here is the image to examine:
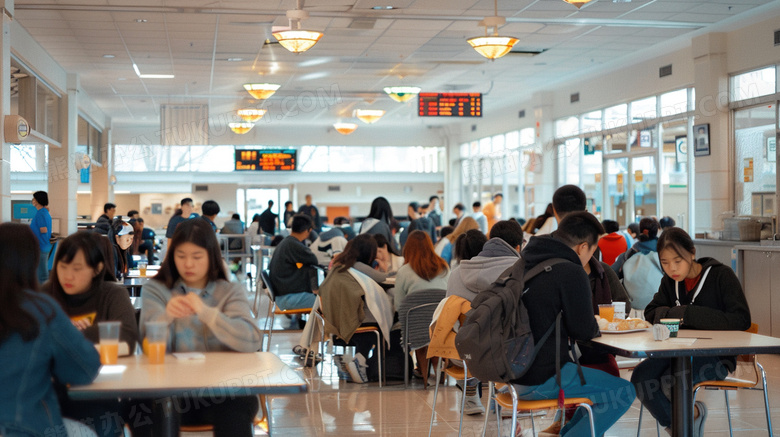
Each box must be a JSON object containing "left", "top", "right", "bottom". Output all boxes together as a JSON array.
[
  {"left": 372, "top": 5, "right": 395, "bottom": 9},
  {"left": 135, "top": 18, "right": 148, "bottom": 23},
  {"left": 117, "top": 77, "right": 126, "bottom": 81},
  {"left": 226, "top": 57, "right": 244, "bottom": 62},
  {"left": 103, "top": 54, "right": 115, "bottom": 58}
]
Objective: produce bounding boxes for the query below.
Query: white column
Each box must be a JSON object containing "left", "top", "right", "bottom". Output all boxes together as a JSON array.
[
  {"left": 48, "top": 73, "right": 79, "bottom": 235},
  {"left": 0, "top": 2, "right": 13, "bottom": 221},
  {"left": 533, "top": 91, "right": 555, "bottom": 216},
  {"left": 90, "top": 126, "right": 112, "bottom": 220},
  {"left": 692, "top": 32, "right": 730, "bottom": 234}
]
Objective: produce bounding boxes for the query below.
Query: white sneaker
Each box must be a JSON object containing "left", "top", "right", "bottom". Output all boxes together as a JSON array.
[
  {"left": 347, "top": 353, "right": 369, "bottom": 383},
  {"left": 463, "top": 394, "right": 486, "bottom": 415},
  {"left": 333, "top": 355, "right": 352, "bottom": 381}
]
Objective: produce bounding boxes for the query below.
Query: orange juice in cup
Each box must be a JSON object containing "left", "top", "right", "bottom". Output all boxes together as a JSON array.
[
  {"left": 97, "top": 321, "right": 121, "bottom": 365},
  {"left": 598, "top": 304, "right": 615, "bottom": 322},
  {"left": 99, "top": 342, "right": 119, "bottom": 365},
  {"left": 145, "top": 321, "right": 168, "bottom": 364},
  {"left": 138, "top": 261, "right": 148, "bottom": 277}
]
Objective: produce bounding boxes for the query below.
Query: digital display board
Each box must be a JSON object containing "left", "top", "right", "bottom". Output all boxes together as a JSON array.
[
  {"left": 235, "top": 149, "right": 296, "bottom": 171},
  {"left": 418, "top": 92, "right": 482, "bottom": 117}
]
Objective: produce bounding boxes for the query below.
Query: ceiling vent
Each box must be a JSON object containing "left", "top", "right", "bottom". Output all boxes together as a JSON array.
[
  {"left": 775, "top": 29, "right": 780, "bottom": 46},
  {"left": 349, "top": 18, "right": 376, "bottom": 29},
  {"left": 327, "top": 185, "right": 341, "bottom": 192},
  {"left": 570, "top": 93, "right": 580, "bottom": 103},
  {"left": 518, "top": 110, "right": 526, "bottom": 118},
  {"left": 659, "top": 64, "right": 672, "bottom": 78},
  {"left": 194, "top": 185, "right": 208, "bottom": 192}
]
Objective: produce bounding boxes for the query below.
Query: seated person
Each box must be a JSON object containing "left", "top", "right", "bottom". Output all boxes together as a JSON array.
[
  {"left": 43, "top": 231, "right": 139, "bottom": 437},
  {"left": 373, "top": 234, "right": 404, "bottom": 274},
  {"left": 598, "top": 219, "right": 627, "bottom": 265},
  {"left": 319, "top": 234, "right": 391, "bottom": 382},
  {"left": 512, "top": 212, "right": 635, "bottom": 436},
  {"left": 446, "top": 220, "right": 523, "bottom": 302},
  {"left": 108, "top": 219, "right": 134, "bottom": 280},
  {"left": 139, "top": 218, "right": 263, "bottom": 437},
  {"left": 268, "top": 214, "right": 320, "bottom": 310},
  {"left": 434, "top": 217, "right": 479, "bottom": 266},
  {"left": 132, "top": 217, "right": 157, "bottom": 264},
  {"left": 221, "top": 213, "right": 245, "bottom": 250},
  {"left": 0, "top": 223, "right": 101, "bottom": 437},
  {"left": 311, "top": 227, "right": 349, "bottom": 266},
  {"left": 333, "top": 216, "right": 357, "bottom": 241},
  {"left": 394, "top": 230, "right": 449, "bottom": 312},
  {"left": 631, "top": 227, "right": 751, "bottom": 436}
]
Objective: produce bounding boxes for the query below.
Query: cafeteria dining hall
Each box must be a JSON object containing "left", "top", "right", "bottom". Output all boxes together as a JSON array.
[{"left": 4, "top": 0, "right": 780, "bottom": 436}]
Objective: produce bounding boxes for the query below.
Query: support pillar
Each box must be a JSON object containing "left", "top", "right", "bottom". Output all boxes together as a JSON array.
[
  {"left": 48, "top": 73, "right": 79, "bottom": 235},
  {"left": 90, "top": 125, "right": 112, "bottom": 221},
  {"left": 0, "top": 2, "right": 13, "bottom": 221},
  {"left": 692, "top": 32, "right": 730, "bottom": 234}
]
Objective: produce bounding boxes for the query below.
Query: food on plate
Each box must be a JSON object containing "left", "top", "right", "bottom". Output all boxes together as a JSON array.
[{"left": 595, "top": 315, "right": 652, "bottom": 331}]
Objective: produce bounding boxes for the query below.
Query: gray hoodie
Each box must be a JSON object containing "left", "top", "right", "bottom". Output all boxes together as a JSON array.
[{"left": 445, "top": 237, "right": 520, "bottom": 302}]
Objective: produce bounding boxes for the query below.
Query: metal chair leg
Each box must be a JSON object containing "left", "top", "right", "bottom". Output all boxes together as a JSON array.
[
  {"left": 457, "top": 362, "right": 467, "bottom": 437},
  {"left": 759, "top": 362, "right": 774, "bottom": 437},
  {"left": 481, "top": 382, "right": 493, "bottom": 437},
  {"left": 581, "top": 403, "right": 596, "bottom": 437},
  {"left": 724, "top": 391, "right": 734, "bottom": 437},
  {"left": 428, "top": 358, "right": 444, "bottom": 437}
]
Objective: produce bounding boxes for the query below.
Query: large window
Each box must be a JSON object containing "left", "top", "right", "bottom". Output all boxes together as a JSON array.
[
  {"left": 734, "top": 104, "right": 776, "bottom": 216},
  {"left": 731, "top": 67, "right": 777, "bottom": 102}
]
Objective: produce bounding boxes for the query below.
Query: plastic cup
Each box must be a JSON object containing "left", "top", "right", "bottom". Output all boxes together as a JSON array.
[
  {"left": 660, "top": 318, "right": 681, "bottom": 338},
  {"left": 138, "top": 261, "right": 148, "bottom": 277},
  {"left": 613, "top": 302, "right": 626, "bottom": 320},
  {"left": 98, "top": 321, "right": 121, "bottom": 365},
  {"left": 145, "top": 321, "right": 168, "bottom": 364},
  {"left": 598, "top": 304, "right": 615, "bottom": 322}
]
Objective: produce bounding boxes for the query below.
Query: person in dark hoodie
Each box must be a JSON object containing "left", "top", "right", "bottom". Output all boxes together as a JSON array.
[
  {"left": 512, "top": 211, "right": 635, "bottom": 436},
  {"left": 446, "top": 220, "right": 524, "bottom": 302},
  {"left": 445, "top": 219, "right": 524, "bottom": 415},
  {"left": 631, "top": 227, "right": 751, "bottom": 437}
]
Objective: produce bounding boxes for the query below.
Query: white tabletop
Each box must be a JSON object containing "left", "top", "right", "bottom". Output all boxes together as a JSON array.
[
  {"left": 589, "top": 329, "right": 780, "bottom": 358},
  {"left": 68, "top": 352, "right": 307, "bottom": 400}
]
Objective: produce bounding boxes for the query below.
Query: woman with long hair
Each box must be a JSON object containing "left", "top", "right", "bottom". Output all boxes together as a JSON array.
[
  {"left": 139, "top": 218, "right": 262, "bottom": 436},
  {"left": 394, "top": 230, "right": 449, "bottom": 311},
  {"left": 319, "top": 234, "right": 390, "bottom": 383},
  {"left": 631, "top": 227, "right": 750, "bottom": 436},
  {"left": 434, "top": 216, "right": 479, "bottom": 265},
  {"left": 359, "top": 196, "right": 401, "bottom": 255},
  {"left": 42, "top": 231, "right": 138, "bottom": 437},
  {"left": 0, "top": 223, "right": 100, "bottom": 436}
]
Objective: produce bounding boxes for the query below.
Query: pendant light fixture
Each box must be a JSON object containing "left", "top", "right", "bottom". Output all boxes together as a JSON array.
[
  {"left": 563, "top": 0, "right": 594, "bottom": 8},
  {"left": 236, "top": 108, "right": 267, "bottom": 122},
  {"left": 467, "top": 0, "right": 518, "bottom": 60},
  {"left": 229, "top": 122, "right": 254, "bottom": 134},
  {"left": 383, "top": 86, "right": 421, "bottom": 103},
  {"left": 272, "top": 1, "right": 323, "bottom": 54},
  {"left": 243, "top": 83, "right": 280, "bottom": 100},
  {"left": 333, "top": 122, "right": 358, "bottom": 135},
  {"left": 354, "top": 109, "right": 385, "bottom": 124}
]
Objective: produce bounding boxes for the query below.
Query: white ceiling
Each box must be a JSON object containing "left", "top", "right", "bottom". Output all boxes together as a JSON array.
[{"left": 12, "top": 0, "right": 778, "bottom": 131}]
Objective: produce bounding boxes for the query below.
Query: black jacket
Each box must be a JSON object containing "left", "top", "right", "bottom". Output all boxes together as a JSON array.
[
  {"left": 268, "top": 236, "right": 319, "bottom": 296},
  {"left": 645, "top": 257, "right": 750, "bottom": 330},
  {"left": 645, "top": 257, "right": 751, "bottom": 372},
  {"left": 512, "top": 235, "right": 599, "bottom": 386}
]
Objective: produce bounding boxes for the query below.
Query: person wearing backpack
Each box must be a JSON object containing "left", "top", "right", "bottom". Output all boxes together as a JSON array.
[
  {"left": 631, "top": 227, "right": 751, "bottom": 437},
  {"left": 611, "top": 217, "right": 662, "bottom": 314},
  {"left": 512, "top": 212, "right": 635, "bottom": 436}
]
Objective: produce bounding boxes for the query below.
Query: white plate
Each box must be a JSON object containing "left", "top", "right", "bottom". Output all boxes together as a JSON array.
[{"left": 600, "top": 328, "right": 650, "bottom": 334}]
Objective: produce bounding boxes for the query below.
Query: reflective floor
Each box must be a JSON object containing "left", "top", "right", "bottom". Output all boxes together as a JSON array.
[{"left": 190, "top": 291, "right": 780, "bottom": 436}]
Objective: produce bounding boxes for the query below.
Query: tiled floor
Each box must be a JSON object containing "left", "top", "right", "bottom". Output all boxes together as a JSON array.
[{"left": 196, "top": 290, "right": 780, "bottom": 436}]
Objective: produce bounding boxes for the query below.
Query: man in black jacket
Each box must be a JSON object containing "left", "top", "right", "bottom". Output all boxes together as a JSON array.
[
  {"left": 268, "top": 214, "right": 319, "bottom": 311},
  {"left": 511, "top": 211, "right": 635, "bottom": 436}
]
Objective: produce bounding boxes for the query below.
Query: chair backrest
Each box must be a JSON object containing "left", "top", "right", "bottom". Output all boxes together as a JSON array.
[
  {"left": 260, "top": 269, "right": 277, "bottom": 301},
  {"left": 398, "top": 289, "right": 447, "bottom": 351}
]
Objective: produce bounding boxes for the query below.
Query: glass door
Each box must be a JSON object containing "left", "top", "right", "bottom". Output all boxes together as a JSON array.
[
  {"left": 660, "top": 119, "right": 690, "bottom": 230},
  {"left": 245, "top": 187, "right": 291, "bottom": 231},
  {"left": 734, "top": 103, "right": 777, "bottom": 216},
  {"left": 632, "top": 154, "right": 658, "bottom": 220},
  {"left": 605, "top": 157, "right": 629, "bottom": 227}
]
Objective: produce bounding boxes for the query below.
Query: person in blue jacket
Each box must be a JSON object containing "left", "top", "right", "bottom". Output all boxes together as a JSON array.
[
  {"left": 0, "top": 222, "right": 101, "bottom": 437},
  {"left": 30, "top": 190, "right": 53, "bottom": 282}
]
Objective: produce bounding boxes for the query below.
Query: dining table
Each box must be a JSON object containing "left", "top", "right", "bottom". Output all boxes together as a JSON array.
[
  {"left": 68, "top": 351, "right": 307, "bottom": 436},
  {"left": 585, "top": 329, "right": 780, "bottom": 437}
]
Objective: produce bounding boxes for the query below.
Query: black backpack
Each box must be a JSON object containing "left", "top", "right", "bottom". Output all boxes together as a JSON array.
[{"left": 455, "top": 257, "right": 567, "bottom": 383}]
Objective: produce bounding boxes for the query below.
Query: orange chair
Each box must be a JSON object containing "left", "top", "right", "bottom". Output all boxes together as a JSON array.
[
  {"left": 482, "top": 381, "right": 596, "bottom": 437},
  {"left": 693, "top": 323, "right": 773, "bottom": 437},
  {"left": 259, "top": 270, "right": 312, "bottom": 351}
]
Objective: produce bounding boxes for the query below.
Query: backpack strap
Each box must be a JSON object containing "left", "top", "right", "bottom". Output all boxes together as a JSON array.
[{"left": 523, "top": 258, "right": 569, "bottom": 288}]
